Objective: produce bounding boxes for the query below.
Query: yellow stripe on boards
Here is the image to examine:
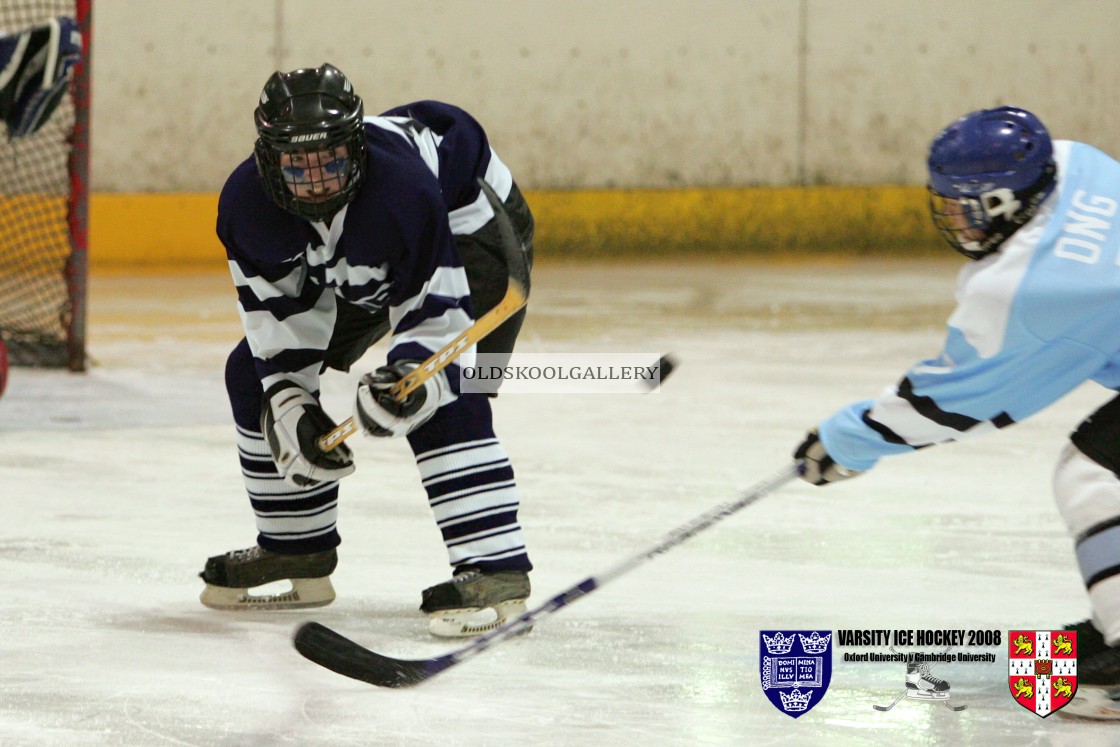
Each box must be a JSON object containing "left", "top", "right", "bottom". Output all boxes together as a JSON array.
[
  {"left": 89, "top": 187, "right": 944, "bottom": 271},
  {"left": 91, "top": 193, "right": 222, "bottom": 269}
]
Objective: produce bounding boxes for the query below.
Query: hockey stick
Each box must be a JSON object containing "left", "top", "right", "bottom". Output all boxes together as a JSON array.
[
  {"left": 874, "top": 646, "right": 966, "bottom": 712},
  {"left": 317, "top": 178, "right": 531, "bottom": 453},
  {"left": 875, "top": 692, "right": 966, "bottom": 713},
  {"left": 872, "top": 691, "right": 906, "bottom": 712},
  {"left": 293, "top": 462, "right": 800, "bottom": 687}
]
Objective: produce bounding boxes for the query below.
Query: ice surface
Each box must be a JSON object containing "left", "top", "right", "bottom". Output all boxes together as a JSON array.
[{"left": 1, "top": 261, "right": 1115, "bottom": 745}]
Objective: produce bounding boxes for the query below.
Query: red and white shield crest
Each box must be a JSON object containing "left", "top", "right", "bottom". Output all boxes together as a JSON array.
[{"left": 1008, "top": 630, "right": 1078, "bottom": 717}]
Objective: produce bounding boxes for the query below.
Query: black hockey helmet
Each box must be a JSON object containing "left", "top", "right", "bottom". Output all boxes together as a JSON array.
[{"left": 253, "top": 63, "right": 366, "bottom": 221}]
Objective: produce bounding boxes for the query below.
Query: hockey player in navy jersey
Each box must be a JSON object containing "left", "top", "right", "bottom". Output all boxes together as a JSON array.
[
  {"left": 200, "top": 63, "right": 535, "bottom": 638},
  {"left": 794, "top": 106, "right": 1120, "bottom": 690}
]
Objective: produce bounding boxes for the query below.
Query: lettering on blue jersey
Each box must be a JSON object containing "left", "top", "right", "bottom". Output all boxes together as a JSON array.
[{"left": 1055, "top": 190, "right": 1118, "bottom": 264}]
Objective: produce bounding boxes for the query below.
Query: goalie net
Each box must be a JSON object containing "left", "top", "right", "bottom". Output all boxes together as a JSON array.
[{"left": 0, "top": 0, "right": 90, "bottom": 370}]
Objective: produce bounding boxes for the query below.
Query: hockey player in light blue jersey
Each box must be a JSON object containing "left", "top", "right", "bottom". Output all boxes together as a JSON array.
[{"left": 794, "top": 106, "right": 1120, "bottom": 689}]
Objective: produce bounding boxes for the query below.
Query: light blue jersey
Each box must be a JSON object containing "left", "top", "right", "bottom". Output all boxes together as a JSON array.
[{"left": 821, "top": 141, "right": 1120, "bottom": 471}]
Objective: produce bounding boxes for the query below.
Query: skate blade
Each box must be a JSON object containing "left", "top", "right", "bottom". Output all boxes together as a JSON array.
[
  {"left": 200, "top": 577, "right": 335, "bottom": 611},
  {"left": 905, "top": 690, "right": 950, "bottom": 701},
  {"left": 427, "top": 598, "right": 529, "bottom": 638},
  {"left": 1058, "top": 689, "right": 1120, "bottom": 721}
]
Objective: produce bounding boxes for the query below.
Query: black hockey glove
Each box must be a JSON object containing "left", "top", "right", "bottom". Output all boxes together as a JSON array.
[
  {"left": 354, "top": 361, "right": 447, "bottom": 438},
  {"left": 793, "top": 429, "right": 863, "bottom": 486},
  {"left": 262, "top": 381, "right": 355, "bottom": 487}
]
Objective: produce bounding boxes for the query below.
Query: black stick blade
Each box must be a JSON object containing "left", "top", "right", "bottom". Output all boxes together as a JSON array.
[
  {"left": 658, "top": 354, "right": 677, "bottom": 384},
  {"left": 642, "top": 354, "right": 678, "bottom": 391},
  {"left": 294, "top": 622, "right": 454, "bottom": 688}
]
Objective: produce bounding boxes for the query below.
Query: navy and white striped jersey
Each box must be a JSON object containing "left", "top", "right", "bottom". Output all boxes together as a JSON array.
[
  {"left": 819, "top": 140, "right": 1120, "bottom": 471},
  {"left": 217, "top": 100, "right": 513, "bottom": 396}
]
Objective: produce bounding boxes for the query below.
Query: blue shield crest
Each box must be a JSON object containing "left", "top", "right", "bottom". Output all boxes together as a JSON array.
[{"left": 760, "top": 630, "right": 832, "bottom": 718}]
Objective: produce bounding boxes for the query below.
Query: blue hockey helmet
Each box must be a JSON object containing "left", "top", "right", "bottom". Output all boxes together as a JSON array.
[
  {"left": 253, "top": 63, "right": 366, "bottom": 222},
  {"left": 927, "top": 106, "right": 1057, "bottom": 260}
]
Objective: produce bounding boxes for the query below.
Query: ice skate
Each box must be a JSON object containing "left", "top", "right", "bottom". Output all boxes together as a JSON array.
[
  {"left": 1061, "top": 687, "right": 1120, "bottom": 721},
  {"left": 199, "top": 545, "right": 337, "bottom": 610},
  {"left": 1064, "top": 619, "right": 1120, "bottom": 689},
  {"left": 420, "top": 567, "right": 530, "bottom": 638},
  {"left": 905, "top": 660, "right": 951, "bottom": 701},
  {"left": 1058, "top": 619, "right": 1120, "bottom": 719}
]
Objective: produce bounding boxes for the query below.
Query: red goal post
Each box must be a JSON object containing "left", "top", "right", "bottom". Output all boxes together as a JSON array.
[{"left": 0, "top": 0, "right": 91, "bottom": 371}]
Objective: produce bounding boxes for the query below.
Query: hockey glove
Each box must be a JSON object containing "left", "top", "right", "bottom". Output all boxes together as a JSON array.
[
  {"left": 0, "top": 17, "right": 81, "bottom": 138},
  {"left": 793, "top": 429, "right": 863, "bottom": 486},
  {"left": 262, "top": 381, "right": 355, "bottom": 487},
  {"left": 354, "top": 361, "right": 447, "bottom": 438}
]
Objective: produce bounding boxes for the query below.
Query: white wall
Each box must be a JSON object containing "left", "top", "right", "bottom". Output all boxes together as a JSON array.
[{"left": 89, "top": 0, "right": 1120, "bottom": 191}]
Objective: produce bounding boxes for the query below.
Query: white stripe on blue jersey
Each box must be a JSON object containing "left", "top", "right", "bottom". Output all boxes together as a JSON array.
[
  {"left": 228, "top": 259, "right": 305, "bottom": 300},
  {"left": 368, "top": 112, "right": 514, "bottom": 235},
  {"left": 237, "top": 289, "right": 337, "bottom": 389}
]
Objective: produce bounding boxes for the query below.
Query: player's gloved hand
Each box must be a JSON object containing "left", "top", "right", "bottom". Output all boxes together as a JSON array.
[
  {"left": 261, "top": 380, "right": 355, "bottom": 487},
  {"left": 793, "top": 429, "right": 863, "bottom": 486},
  {"left": 354, "top": 361, "right": 447, "bottom": 438}
]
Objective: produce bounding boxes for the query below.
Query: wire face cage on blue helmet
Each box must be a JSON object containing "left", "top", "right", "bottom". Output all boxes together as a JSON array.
[
  {"left": 253, "top": 63, "right": 366, "bottom": 222},
  {"left": 927, "top": 106, "right": 1057, "bottom": 260}
]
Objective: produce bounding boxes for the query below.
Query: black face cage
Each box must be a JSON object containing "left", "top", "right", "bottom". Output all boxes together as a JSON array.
[
  {"left": 254, "top": 126, "right": 367, "bottom": 222},
  {"left": 928, "top": 162, "right": 1057, "bottom": 261}
]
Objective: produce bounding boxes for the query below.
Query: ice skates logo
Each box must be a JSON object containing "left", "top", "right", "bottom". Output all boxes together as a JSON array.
[
  {"left": 1008, "top": 630, "right": 1078, "bottom": 717},
  {"left": 873, "top": 647, "right": 967, "bottom": 713},
  {"left": 799, "top": 632, "right": 831, "bottom": 654},
  {"left": 759, "top": 630, "right": 831, "bottom": 718}
]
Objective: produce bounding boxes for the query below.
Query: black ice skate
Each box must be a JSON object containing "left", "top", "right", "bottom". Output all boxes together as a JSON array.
[
  {"left": 199, "top": 545, "right": 337, "bottom": 610},
  {"left": 1058, "top": 621, "right": 1120, "bottom": 720},
  {"left": 420, "top": 567, "right": 530, "bottom": 638},
  {"left": 906, "top": 660, "right": 951, "bottom": 701},
  {"left": 1065, "top": 619, "right": 1120, "bottom": 689}
]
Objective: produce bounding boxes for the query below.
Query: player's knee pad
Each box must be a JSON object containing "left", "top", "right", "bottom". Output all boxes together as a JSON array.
[
  {"left": 1054, "top": 441, "right": 1120, "bottom": 644},
  {"left": 1053, "top": 442, "right": 1120, "bottom": 536}
]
